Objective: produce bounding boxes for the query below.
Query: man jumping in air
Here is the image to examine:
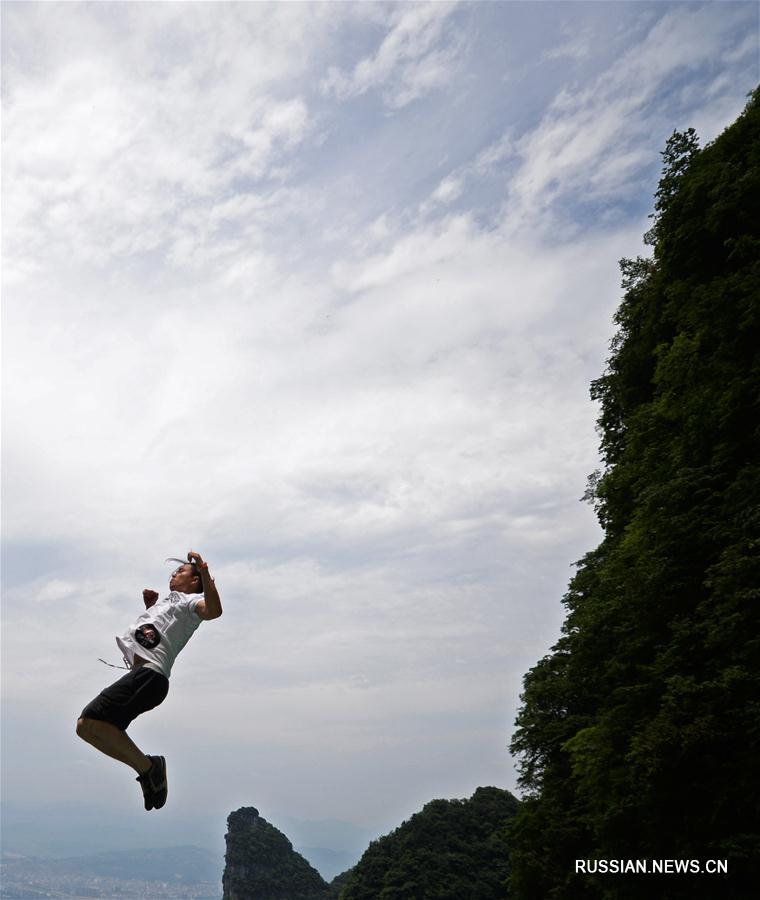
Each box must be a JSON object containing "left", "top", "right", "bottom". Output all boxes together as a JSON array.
[{"left": 76, "top": 550, "right": 222, "bottom": 811}]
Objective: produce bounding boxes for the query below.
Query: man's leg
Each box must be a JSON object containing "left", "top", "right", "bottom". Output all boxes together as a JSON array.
[
  {"left": 78, "top": 668, "right": 170, "bottom": 810},
  {"left": 76, "top": 717, "right": 151, "bottom": 774},
  {"left": 76, "top": 716, "right": 167, "bottom": 811}
]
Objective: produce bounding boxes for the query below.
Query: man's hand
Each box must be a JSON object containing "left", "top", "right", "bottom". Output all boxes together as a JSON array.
[
  {"left": 143, "top": 589, "right": 159, "bottom": 609},
  {"left": 186, "top": 549, "right": 223, "bottom": 620}
]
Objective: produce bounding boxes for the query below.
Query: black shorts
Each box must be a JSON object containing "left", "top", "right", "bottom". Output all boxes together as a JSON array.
[{"left": 80, "top": 666, "right": 169, "bottom": 731}]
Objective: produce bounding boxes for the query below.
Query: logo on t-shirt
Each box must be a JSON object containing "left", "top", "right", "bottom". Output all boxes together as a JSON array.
[{"left": 134, "top": 623, "right": 162, "bottom": 649}]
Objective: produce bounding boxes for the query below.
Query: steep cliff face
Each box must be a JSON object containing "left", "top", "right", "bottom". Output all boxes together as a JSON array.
[{"left": 222, "top": 807, "right": 333, "bottom": 900}]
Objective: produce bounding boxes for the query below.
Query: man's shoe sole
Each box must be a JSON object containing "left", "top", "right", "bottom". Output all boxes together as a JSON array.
[
  {"left": 147, "top": 755, "right": 168, "bottom": 810},
  {"left": 137, "top": 755, "right": 167, "bottom": 811},
  {"left": 137, "top": 769, "right": 155, "bottom": 811}
]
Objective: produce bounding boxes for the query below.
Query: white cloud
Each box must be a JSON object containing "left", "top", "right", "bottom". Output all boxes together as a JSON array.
[
  {"left": 425, "top": 174, "right": 464, "bottom": 209},
  {"left": 504, "top": 3, "right": 755, "bottom": 231},
  {"left": 541, "top": 26, "right": 593, "bottom": 63},
  {"left": 321, "top": 2, "right": 462, "bottom": 109},
  {"left": 2, "top": 5, "right": 326, "bottom": 284}
]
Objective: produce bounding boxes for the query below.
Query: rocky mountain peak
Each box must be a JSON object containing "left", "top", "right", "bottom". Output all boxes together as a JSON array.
[{"left": 222, "top": 806, "right": 333, "bottom": 900}]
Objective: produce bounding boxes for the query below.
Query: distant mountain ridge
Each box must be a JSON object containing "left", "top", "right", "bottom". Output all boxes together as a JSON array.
[
  {"left": 0, "top": 800, "right": 226, "bottom": 860},
  {"left": 0, "top": 800, "right": 365, "bottom": 881},
  {"left": 0, "top": 845, "right": 221, "bottom": 899}
]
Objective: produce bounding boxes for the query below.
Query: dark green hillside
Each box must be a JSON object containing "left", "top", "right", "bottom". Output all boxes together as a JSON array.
[
  {"left": 509, "top": 88, "right": 760, "bottom": 899},
  {"left": 223, "top": 807, "right": 333, "bottom": 900},
  {"left": 338, "top": 786, "right": 520, "bottom": 899}
]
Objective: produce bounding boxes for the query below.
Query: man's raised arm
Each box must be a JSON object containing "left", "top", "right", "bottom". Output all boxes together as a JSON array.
[{"left": 188, "top": 550, "right": 222, "bottom": 620}]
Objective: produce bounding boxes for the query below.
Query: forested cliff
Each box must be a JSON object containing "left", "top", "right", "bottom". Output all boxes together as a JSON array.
[{"left": 509, "top": 88, "right": 760, "bottom": 899}]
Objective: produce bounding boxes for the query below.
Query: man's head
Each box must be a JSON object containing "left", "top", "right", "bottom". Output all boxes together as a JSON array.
[{"left": 169, "top": 563, "right": 202, "bottom": 594}]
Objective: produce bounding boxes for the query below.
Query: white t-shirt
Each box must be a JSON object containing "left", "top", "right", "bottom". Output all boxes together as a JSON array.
[{"left": 116, "top": 591, "right": 203, "bottom": 679}]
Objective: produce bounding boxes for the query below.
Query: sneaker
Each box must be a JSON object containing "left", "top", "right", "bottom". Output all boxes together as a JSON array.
[{"left": 136, "top": 755, "right": 168, "bottom": 811}]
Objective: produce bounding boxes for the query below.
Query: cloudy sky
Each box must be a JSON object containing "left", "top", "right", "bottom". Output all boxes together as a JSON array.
[{"left": 2, "top": 0, "right": 757, "bottom": 863}]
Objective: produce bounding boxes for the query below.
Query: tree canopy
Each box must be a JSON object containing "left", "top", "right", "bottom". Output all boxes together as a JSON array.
[
  {"left": 509, "top": 88, "right": 760, "bottom": 899},
  {"left": 338, "top": 787, "right": 520, "bottom": 899}
]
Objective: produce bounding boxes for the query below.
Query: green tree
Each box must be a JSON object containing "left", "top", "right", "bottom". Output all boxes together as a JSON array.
[
  {"left": 339, "top": 787, "right": 520, "bottom": 899},
  {"left": 509, "top": 88, "right": 760, "bottom": 900}
]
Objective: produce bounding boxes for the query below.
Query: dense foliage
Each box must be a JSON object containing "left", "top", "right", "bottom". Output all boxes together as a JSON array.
[
  {"left": 509, "top": 88, "right": 760, "bottom": 899},
  {"left": 338, "top": 787, "right": 520, "bottom": 899},
  {"left": 223, "top": 807, "right": 333, "bottom": 900}
]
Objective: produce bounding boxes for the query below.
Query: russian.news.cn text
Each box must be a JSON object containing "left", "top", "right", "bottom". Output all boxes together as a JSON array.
[{"left": 575, "top": 859, "right": 728, "bottom": 875}]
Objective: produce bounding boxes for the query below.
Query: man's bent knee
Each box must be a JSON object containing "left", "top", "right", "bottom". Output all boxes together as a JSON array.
[{"left": 76, "top": 717, "right": 101, "bottom": 741}]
